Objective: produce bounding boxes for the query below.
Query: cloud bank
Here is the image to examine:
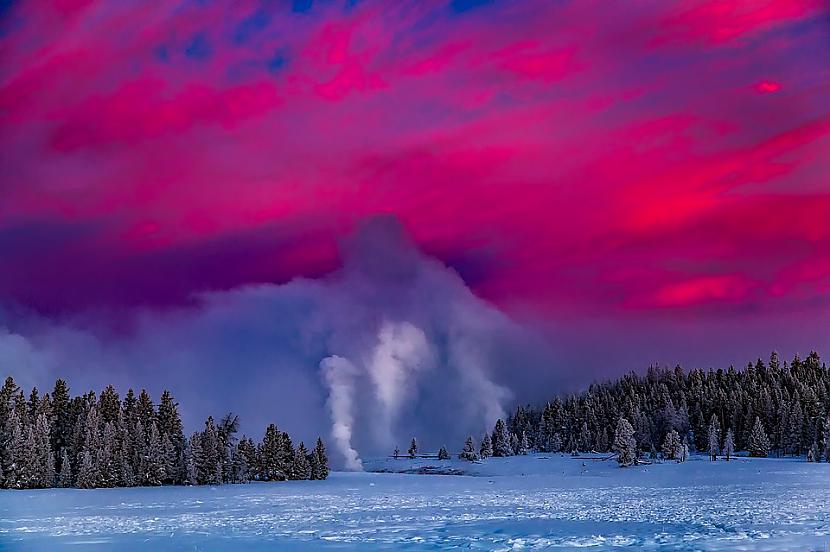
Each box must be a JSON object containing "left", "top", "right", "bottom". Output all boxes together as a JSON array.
[{"left": 0, "top": 217, "right": 552, "bottom": 467}]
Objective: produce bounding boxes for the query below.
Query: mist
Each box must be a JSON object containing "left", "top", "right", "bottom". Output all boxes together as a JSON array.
[{"left": 0, "top": 216, "right": 557, "bottom": 468}]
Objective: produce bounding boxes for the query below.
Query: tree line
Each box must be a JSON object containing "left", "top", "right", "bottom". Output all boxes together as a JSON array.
[
  {"left": 440, "top": 351, "right": 830, "bottom": 464},
  {"left": 509, "top": 351, "right": 830, "bottom": 462},
  {"left": 0, "top": 377, "right": 329, "bottom": 490}
]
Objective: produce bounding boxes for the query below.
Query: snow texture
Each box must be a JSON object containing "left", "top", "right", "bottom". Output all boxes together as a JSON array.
[{"left": 1, "top": 454, "right": 829, "bottom": 551}]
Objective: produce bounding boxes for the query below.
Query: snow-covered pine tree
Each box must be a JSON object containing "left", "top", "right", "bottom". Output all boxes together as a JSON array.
[
  {"left": 259, "top": 424, "right": 283, "bottom": 481},
  {"left": 459, "top": 436, "right": 478, "bottom": 461},
  {"left": 479, "top": 433, "right": 493, "bottom": 459},
  {"left": 492, "top": 419, "right": 512, "bottom": 457},
  {"left": 661, "top": 429, "right": 682, "bottom": 460},
  {"left": 184, "top": 433, "right": 199, "bottom": 485},
  {"left": 200, "top": 417, "right": 222, "bottom": 484},
  {"left": 136, "top": 390, "right": 155, "bottom": 437},
  {"left": 159, "top": 433, "right": 176, "bottom": 485},
  {"left": 310, "top": 437, "right": 329, "bottom": 480},
  {"left": 98, "top": 422, "right": 118, "bottom": 487},
  {"left": 50, "top": 379, "right": 72, "bottom": 467},
  {"left": 408, "top": 437, "right": 418, "bottom": 458},
  {"left": 518, "top": 432, "right": 529, "bottom": 455},
  {"left": 550, "top": 432, "right": 563, "bottom": 453},
  {"left": 438, "top": 446, "right": 450, "bottom": 460},
  {"left": 724, "top": 428, "right": 735, "bottom": 461},
  {"left": 279, "top": 431, "right": 294, "bottom": 480},
  {"left": 787, "top": 401, "right": 803, "bottom": 456},
  {"left": 509, "top": 432, "right": 519, "bottom": 455},
  {"left": 613, "top": 418, "right": 637, "bottom": 467},
  {"left": 58, "top": 449, "right": 73, "bottom": 487},
  {"left": 76, "top": 450, "right": 98, "bottom": 489},
  {"left": 290, "top": 442, "right": 310, "bottom": 481},
  {"left": 142, "top": 422, "right": 166, "bottom": 486},
  {"left": 747, "top": 417, "right": 770, "bottom": 458},
  {"left": 823, "top": 415, "right": 830, "bottom": 463},
  {"left": 217, "top": 413, "right": 240, "bottom": 483},
  {"left": 231, "top": 443, "right": 250, "bottom": 483},
  {"left": 157, "top": 390, "right": 185, "bottom": 484},
  {"left": 33, "top": 413, "right": 53, "bottom": 487},
  {"left": 18, "top": 426, "right": 38, "bottom": 489},
  {"left": 578, "top": 421, "right": 591, "bottom": 452},
  {"left": 707, "top": 414, "right": 720, "bottom": 461},
  {"left": 807, "top": 444, "right": 816, "bottom": 462}
]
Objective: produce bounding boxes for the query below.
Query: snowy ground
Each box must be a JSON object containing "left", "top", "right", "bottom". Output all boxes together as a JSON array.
[{"left": 2, "top": 454, "right": 830, "bottom": 551}]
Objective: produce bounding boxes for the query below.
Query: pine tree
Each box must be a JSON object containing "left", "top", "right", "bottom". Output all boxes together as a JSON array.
[
  {"left": 33, "top": 413, "right": 53, "bottom": 487},
  {"left": 58, "top": 449, "right": 73, "bottom": 487},
  {"left": 661, "top": 429, "right": 682, "bottom": 460},
  {"left": 509, "top": 432, "right": 519, "bottom": 455},
  {"left": 459, "top": 436, "right": 478, "bottom": 461},
  {"left": 479, "top": 433, "right": 493, "bottom": 459},
  {"left": 98, "top": 422, "right": 118, "bottom": 487},
  {"left": 408, "top": 437, "right": 418, "bottom": 459},
  {"left": 393, "top": 446, "right": 400, "bottom": 459},
  {"left": 200, "top": 417, "right": 221, "bottom": 485},
  {"left": 707, "top": 415, "right": 720, "bottom": 461},
  {"left": 748, "top": 417, "right": 770, "bottom": 458},
  {"left": 76, "top": 450, "right": 98, "bottom": 489},
  {"left": 141, "top": 422, "right": 165, "bottom": 486},
  {"left": 613, "top": 418, "right": 637, "bottom": 467},
  {"left": 184, "top": 434, "right": 199, "bottom": 485},
  {"left": 157, "top": 390, "right": 185, "bottom": 484},
  {"left": 18, "top": 426, "right": 38, "bottom": 488},
  {"left": 724, "top": 428, "right": 735, "bottom": 461},
  {"left": 518, "top": 432, "right": 529, "bottom": 455},
  {"left": 823, "top": 416, "right": 830, "bottom": 463},
  {"left": 310, "top": 437, "right": 328, "bottom": 480},
  {"left": 492, "top": 419, "right": 512, "bottom": 457},
  {"left": 136, "top": 390, "right": 155, "bottom": 437},
  {"left": 291, "top": 442, "right": 311, "bottom": 480},
  {"left": 550, "top": 432, "right": 563, "bottom": 453},
  {"left": 438, "top": 446, "right": 450, "bottom": 460},
  {"left": 259, "top": 424, "right": 283, "bottom": 481}
]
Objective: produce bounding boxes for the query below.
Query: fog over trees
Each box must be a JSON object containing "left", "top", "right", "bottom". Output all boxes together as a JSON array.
[{"left": 0, "top": 378, "right": 328, "bottom": 490}]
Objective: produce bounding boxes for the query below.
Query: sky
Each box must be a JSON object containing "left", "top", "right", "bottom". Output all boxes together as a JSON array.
[{"left": 1, "top": 1, "right": 829, "bottom": 452}]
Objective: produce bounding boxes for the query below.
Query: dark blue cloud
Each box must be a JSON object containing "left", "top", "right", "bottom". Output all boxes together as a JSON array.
[
  {"left": 234, "top": 9, "right": 271, "bottom": 44},
  {"left": 292, "top": 0, "right": 313, "bottom": 14},
  {"left": 268, "top": 50, "right": 289, "bottom": 73},
  {"left": 450, "top": 0, "right": 494, "bottom": 14},
  {"left": 185, "top": 32, "right": 211, "bottom": 60}
]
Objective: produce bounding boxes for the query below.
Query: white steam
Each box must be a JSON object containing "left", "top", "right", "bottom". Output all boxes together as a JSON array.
[
  {"left": 366, "top": 321, "right": 432, "bottom": 446},
  {"left": 320, "top": 355, "right": 363, "bottom": 471}
]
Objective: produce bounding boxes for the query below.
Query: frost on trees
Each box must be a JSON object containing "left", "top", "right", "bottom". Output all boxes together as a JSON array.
[
  {"left": 747, "top": 417, "right": 770, "bottom": 458},
  {"left": 661, "top": 429, "right": 682, "bottom": 460},
  {"left": 0, "top": 376, "right": 329, "bottom": 490},
  {"left": 492, "top": 419, "right": 512, "bottom": 457},
  {"left": 613, "top": 418, "right": 637, "bottom": 467},
  {"left": 438, "top": 446, "right": 450, "bottom": 460},
  {"left": 707, "top": 415, "right": 720, "bottom": 461},
  {"left": 459, "top": 436, "right": 478, "bottom": 461},
  {"left": 408, "top": 438, "right": 418, "bottom": 459},
  {"left": 724, "top": 428, "right": 735, "bottom": 461},
  {"left": 479, "top": 433, "right": 493, "bottom": 459},
  {"left": 518, "top": 432, "right": 529, "bottom": 455},
  {"left": 823, "top": 415, "right": 830, "bottom": 463}
]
